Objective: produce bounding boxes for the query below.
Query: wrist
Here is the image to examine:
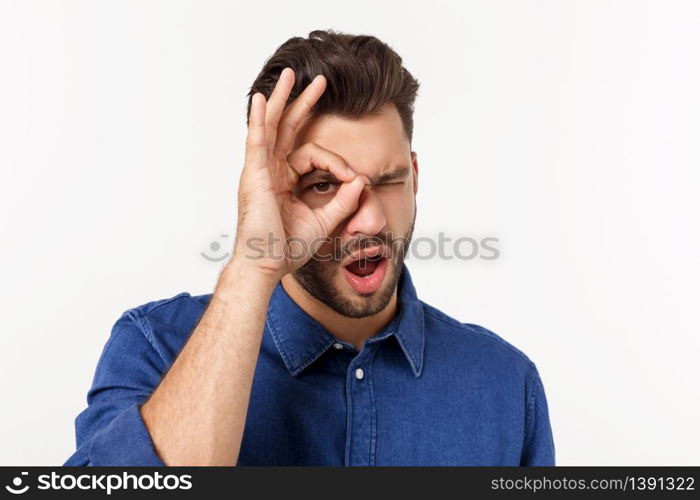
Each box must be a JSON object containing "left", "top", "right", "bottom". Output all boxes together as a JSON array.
[{"left": 217, "top": 256, "right": 281, "bottom": 296}]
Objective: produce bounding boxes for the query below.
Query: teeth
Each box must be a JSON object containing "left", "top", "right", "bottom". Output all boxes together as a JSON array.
[
  {"left": 345, "top": 255, "right": 382, "bottom": 267},
  {"left": 346, "top": 247, "right": 384, "bottom": 265}
]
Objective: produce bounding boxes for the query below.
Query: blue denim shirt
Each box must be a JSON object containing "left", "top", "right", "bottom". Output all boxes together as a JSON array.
[{"left": 64, "top": 264, "right": 555, "bottom": 466}]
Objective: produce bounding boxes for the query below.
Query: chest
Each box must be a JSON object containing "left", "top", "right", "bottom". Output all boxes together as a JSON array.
[{"left": 236, "top": 344, "right": 525, "bottom": 465}]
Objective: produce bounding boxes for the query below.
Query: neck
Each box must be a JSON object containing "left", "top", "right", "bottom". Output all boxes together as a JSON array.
[{"left": 280, "top": 274, "right": 398, "bottom": 351}]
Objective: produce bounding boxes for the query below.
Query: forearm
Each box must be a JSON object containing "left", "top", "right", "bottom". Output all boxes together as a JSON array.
[{"left": 140, "top": 258, "right": 277, "bottom": 465}]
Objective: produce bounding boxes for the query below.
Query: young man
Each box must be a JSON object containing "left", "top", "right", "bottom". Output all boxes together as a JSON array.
[{"left": 65, "top": 29, "right": 555, "bottom": 466}]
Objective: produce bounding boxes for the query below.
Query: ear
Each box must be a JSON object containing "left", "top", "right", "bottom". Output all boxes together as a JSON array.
[{"left": 410, "top": 150, "right": 419, "bottom": 195}]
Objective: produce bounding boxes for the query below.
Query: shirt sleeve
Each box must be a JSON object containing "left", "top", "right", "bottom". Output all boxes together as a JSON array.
[
  {"left": 520, "top": 363, "right": 556, "bottom": 466},
  {"left": 64, "top": 313, "right": 167, "bottom": 466}
]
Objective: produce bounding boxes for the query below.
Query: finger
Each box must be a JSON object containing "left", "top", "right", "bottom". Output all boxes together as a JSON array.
[
  {"left": 265, "top": 67, "right": 296, "bottom": 153},
  {"left": 312, "top": 176, "right": 366, "bottom": 236},
  {"left": 244, "top": 93, "right": 267, "bottom": 170},
  {"left": 287, "top": 142, "right": 357, "bottom": 183},
  {"left": 273, "top": 74, "right": 327, "bottom": 159}
]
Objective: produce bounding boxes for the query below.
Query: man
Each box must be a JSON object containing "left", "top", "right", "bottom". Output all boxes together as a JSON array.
[{"left": 65, "top": 29, "right": 555, "bottom": 466}]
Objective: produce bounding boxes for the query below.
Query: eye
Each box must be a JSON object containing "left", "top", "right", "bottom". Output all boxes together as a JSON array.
[{"left": 309, "top": 182, "right": 340, "bottom": 195}]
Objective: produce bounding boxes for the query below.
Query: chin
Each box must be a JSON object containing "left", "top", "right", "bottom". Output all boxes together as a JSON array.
[
  {"left": 292, "top": 255, "right": 401, "bottom": 318},
  {"left": 332, "top": 257, "right": 401, "bottom": 318}
]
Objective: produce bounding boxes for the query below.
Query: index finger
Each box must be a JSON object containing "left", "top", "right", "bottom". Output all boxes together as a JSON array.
[{"left": 272, "top": 74, "right": 327, "bottom": 160}]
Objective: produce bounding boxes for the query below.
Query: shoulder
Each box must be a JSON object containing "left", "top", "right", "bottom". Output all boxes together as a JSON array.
[
  {"left": 124, "top": 292, "right": 212, "bottom": 326},
  {"left": 419, "top": 300, "right": 537, "bottom": 376},
  {"left": 115, "top": 292, "right": 212, "bottom": 365}
]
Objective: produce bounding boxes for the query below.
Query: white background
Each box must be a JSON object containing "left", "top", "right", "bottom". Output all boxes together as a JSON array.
[{"left": 1, "top": 0, "right": 698, "bottom": 466}]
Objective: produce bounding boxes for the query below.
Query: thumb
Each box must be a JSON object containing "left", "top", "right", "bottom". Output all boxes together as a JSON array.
[{"left": 313, "top": 175, "right": 366, "bottom": 236}]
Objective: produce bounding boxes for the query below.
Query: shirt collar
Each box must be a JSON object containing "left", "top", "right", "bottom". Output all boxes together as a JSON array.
[{"left": 265, "top": 263, "right": 425, "bottom": 378}]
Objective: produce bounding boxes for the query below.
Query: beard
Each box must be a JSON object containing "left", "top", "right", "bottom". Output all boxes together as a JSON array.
[{"left": 291, "top": 202, "right": 416, "bottom": 318}]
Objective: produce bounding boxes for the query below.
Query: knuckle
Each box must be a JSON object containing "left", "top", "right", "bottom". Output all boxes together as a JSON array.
[{"left": 298, "top": 141, "right": 317, "bottom": 153}]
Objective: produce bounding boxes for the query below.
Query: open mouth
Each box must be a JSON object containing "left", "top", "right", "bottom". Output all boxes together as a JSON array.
[
  {"left": 344, "top": 254, "right": 385, "bottom": 277},
  {"left": 341, "top": 248, "right": 389, "bottom": 295}
]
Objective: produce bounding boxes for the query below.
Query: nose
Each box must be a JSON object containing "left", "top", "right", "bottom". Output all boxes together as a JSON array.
[{"left": 343, "top": 184, "right": 387, "bottom": 238}]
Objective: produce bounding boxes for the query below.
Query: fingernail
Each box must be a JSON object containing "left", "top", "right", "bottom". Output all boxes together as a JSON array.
[{"left": 346, "top": 166, "right": 355, "bottom": 178}]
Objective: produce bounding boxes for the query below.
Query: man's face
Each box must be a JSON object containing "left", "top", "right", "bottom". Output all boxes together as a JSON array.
[{"left": 290, "top": 103, "right": 419, "bottom": 318}]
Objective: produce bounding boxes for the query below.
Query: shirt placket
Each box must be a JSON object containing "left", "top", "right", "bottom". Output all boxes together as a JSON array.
[{"left": 344, "top": 343, "right": 379, "bottom": 466}]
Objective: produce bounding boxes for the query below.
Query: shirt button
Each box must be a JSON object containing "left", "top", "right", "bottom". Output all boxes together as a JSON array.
[
  {"left": 332, "top": 342, "right": 344, "bottom": 350},
  {"left": 355, "top": 368, "right": 365, "bottom": 380}
]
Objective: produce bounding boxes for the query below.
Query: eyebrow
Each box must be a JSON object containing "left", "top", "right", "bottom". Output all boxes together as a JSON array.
[
  {"left": 299, "top": 165, "right": 410, "bottom": 185},
  {"left": 372, "top": 165, "right": 410, "bottom": 184}
]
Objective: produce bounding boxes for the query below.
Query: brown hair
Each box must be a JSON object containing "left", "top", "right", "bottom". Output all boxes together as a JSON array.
[{"left": 246, "top": 29, "right": 420, "bottom": 143}]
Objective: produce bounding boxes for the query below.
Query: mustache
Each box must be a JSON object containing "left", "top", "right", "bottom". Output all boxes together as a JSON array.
[{"left": 309, "top": 232, "right": 411, "bottom": 262}]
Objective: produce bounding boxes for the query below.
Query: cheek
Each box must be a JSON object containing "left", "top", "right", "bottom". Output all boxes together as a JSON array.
[{"left": 378, "top": 188, "right": 415, "bottom": 231}]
